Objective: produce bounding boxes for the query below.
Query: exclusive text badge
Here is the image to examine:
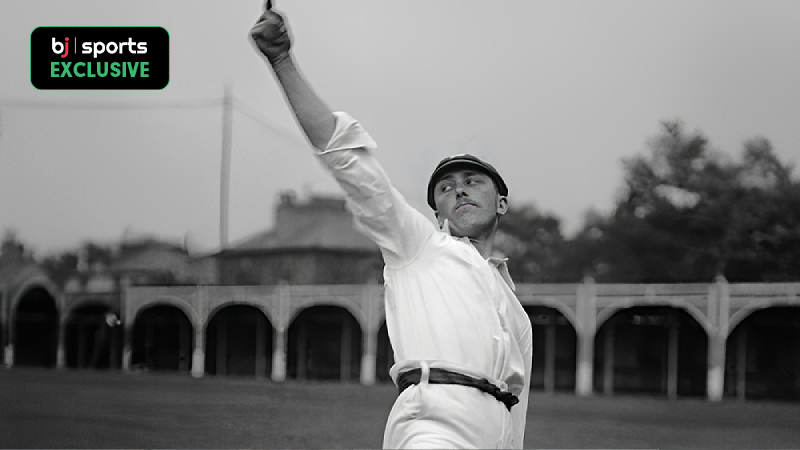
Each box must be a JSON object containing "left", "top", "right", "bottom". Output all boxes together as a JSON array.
[{"left": 31, "top": 27, "right": 169, "bottom": 90}]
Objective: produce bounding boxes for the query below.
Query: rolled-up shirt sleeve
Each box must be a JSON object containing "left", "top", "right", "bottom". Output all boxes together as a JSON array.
[{"left": 315, "top": 112, "right": 434, "bottom": 267}]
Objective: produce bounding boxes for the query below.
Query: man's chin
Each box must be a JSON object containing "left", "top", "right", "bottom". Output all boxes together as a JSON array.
[
  {"left": 444, "top": 221, "right": 465, "bottom": 237},
  {"left": 447, "top": 222, "right": 478, "bottom": 239}
]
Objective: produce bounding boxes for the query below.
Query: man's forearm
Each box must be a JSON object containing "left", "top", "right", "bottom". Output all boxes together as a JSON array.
[{"left": 270, "top": 56, "right": 336, "bottom": 151}]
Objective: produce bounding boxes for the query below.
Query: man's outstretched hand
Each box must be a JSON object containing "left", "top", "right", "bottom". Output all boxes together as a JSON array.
[
  {"left": 250, "top": 0, "right": 291, "bottom": 65},
  {"left": 249, "top": 0, "right": 335, "bottom": 149}
]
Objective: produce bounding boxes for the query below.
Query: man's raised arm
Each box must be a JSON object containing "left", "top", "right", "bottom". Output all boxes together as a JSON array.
[
  {"left": 248, "top": 2, "right": 435, "bottom": 266},
  {"left": 249, "top": 1, "right": 335, "bottom": 151}
]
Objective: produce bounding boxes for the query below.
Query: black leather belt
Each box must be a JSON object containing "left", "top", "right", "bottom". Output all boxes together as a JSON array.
[{"left": 397, "top": 368, "right": 519, "bottom": 411}]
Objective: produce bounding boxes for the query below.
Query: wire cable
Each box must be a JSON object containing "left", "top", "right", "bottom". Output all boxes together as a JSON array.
[
  {"left": 0, "top": 95, "right": 310, "bottom": 148},
  {"left": 232, "top": 98, "right": 308, "bottom": 148},
  {"left": 0, "top": 98, "right": 221, "bottom": 110}
]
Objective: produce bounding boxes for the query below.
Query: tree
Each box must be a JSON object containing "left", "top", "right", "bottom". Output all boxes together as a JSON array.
[
  {"left": 496, "top": 203, "right": 566, "bottom": 282},
  {"left": 577, "top": 121, "right": 800, "bottom": 283},
  {"left": 739, "top": 137, "right": 793, "bottom": 190},
  {"left": 39, "top": 241, "right": 113, "bottom": 288},
  {"left": 723, "top": 139, "right": 800, "bottom": 281},
  {"left": 556, "top": 209, "right": 613, "bottom": 282},
  {"left": 39, "top": 251, "right": 79, "bottom": 288},
  {"left": 0, "top": 229, "right": 33, "bottom": 263},
  {"left": 585, "top": 121, "right": 732, "bottom": 281}
]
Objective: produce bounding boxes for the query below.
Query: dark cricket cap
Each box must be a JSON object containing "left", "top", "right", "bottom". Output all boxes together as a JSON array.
[{"left": 426, "top": 153, "right": 508, "bottom": 210}]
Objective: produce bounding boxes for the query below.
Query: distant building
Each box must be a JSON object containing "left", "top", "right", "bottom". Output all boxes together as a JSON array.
[
  {"left": 0, "top": 246, "right": 60, "bottom": 368},
  {"left": 58, "top": 237, "right": 216, "bottom": 371},
  {"left": 112, "top": 238, "right": 217, "bottom": 286},
  {"left": 215, "top": 192, "right": 383, "bottom": 286},
  {"left": 3, "top": 193, "right": 800, "bottom": 401}
]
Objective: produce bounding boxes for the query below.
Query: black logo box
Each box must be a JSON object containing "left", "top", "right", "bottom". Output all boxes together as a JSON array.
[{"left": 31, "top": 27, "right": 169, "bottom": 90}]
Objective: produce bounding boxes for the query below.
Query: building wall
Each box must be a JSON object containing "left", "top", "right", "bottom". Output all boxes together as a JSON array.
[
  {"left": 217, "top": 250, "right": 383, "bottom": 286},
  {"left": 4, "top": 275, "right": 800, "bottom": 401},
  {"left": 110, "top": 280, "right": 800, "bottom": 401}
]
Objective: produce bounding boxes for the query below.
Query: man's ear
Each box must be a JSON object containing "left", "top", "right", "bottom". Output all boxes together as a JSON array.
[
  {"left": 497, "top": 196, "right": 508, "bottom": 216},
  {"left": 435, "top": 210, "right": 445, "bottom": 228}
]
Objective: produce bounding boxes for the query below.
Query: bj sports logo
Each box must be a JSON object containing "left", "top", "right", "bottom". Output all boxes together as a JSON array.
[{"left": 31, "top": 27, "right": 169, "bottom": 90}]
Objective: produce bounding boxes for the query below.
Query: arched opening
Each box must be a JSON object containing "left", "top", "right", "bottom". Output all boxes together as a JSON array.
[
  {"left": 205, "top": 304, "right": 273, "bottom": 377},
  {"left": 594, "top": 306, "right": 707, "bottom": 397},
  {"left": 525, "top": 305, "right": 577, "bottom": 392},
  {"left": 131, "top": 305, "right": 192, "bottom": 373},
  {"left": 13, "top": 287, "right": 58, "bottom": 367},
  {"left": 65, "top": 303, "right": 121, "bottom": 369},
  {"left": 287, "top": 305, "right": 362, "bottom": 381},
  {"left": 725, "top": 306, "right": 800, "bottom": 401},
  {"left": 376, "top": 322, "right": 394, "bottom": 383}
]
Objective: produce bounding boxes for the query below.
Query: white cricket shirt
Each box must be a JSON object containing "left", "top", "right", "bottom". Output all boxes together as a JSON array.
[{"left": 316, "top": 112, "right": 533, "bottom": 447}]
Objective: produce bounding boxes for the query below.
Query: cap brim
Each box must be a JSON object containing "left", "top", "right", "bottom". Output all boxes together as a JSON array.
[{"left": 426, "top": 158, "right": 508, "bottom": 210}]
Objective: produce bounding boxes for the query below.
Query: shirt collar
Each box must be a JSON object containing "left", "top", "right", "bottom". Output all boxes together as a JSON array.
[
  {"left": 440, "top": 223, "right": 516, "bottom": 291},
  {"left": 488, "top": 255, "right": 515, "bottom": 292}
]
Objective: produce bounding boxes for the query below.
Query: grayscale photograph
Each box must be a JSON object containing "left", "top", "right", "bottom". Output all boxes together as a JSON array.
[{"left": 1, "top": 0, "right": 799, "bottom": 448}]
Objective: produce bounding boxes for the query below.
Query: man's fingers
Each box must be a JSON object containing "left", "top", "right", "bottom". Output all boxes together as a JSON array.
[
  {"left": 251, "top": 0, "right": 290, "bottom": 64},
  {"left": 253, "top": 0, "right": 273, "bottom": 25},
  {"left": 252, "top": 9, "right": 284, "bottom": 30}
]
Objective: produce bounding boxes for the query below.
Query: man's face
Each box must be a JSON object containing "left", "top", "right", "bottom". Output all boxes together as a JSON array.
[{"left": 432, "top": 168, "right": 508, "bottom": 238}]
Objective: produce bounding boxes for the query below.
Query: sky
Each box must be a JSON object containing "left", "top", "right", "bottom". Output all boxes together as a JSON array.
[{"left": 1, "top": 0, "right": 798, "bottom": 257}]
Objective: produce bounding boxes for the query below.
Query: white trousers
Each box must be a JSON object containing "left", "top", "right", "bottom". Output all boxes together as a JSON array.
[{"left": 383, "top": 364, "right": 514, "bottom": 449}]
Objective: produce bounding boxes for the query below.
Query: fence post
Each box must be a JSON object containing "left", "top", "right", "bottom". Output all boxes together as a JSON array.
[
  {"left": 271, "top": 282, "right": 290, "bottom": 382},
  {"left": 1, "top": 284, "right": 12, "bottom": 368},
  {"left": 191, "top": 286, "right": 206, "bottom": 378},
  {"left": 706, "top": 275, "right": 729, "bottom": 402},
  {"left": 575, "top": 276, "right": 597, "bottom": 396}
]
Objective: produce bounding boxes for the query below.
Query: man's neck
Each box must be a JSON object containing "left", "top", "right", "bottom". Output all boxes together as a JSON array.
[
  {"left": 467, "top": 225, "right": 498, "bottom": 259},
  {"left": 445, "top": 217, "right": 499, "bottom": 259}
]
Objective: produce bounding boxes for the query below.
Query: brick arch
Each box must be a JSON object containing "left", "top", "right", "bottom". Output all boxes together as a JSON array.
[
  {"left": 725, "top": 305, "right": 800, "bottom": 401},
  {"left": 130, "top": 303, "right": 194, "bottom": 373},
  {"left": 596, "top": 298, "right": 712, "bottom": 337},
  {"left": 130, "top": 296, "right": 201, "bottom": 331},
  {"left": 205, "top": 300, "right": 272, "bottom": 330},
  {"left": 204, "top": 303, "right": 273, "bottom": 377},
  {"left": 63, "top": 296, "right": 119, "bottom": 320},
  {"left": 10, "top": 276, "right": 61, "bottom": 315},
  {"left": 728, "top": 300, "right": 799, "bottom": 335},
  {"left": 286, "top": 296, "right": 367, "bottom": 333},
  {"left": 524, "top": 304, "right": 578, "bottom": 392},
  {"left": 65, "top": 301, "right": 111, "bottom": 318},
  {"left": 12, "top": 284, "right": 60, "bottom": 367},
  {"left": 594, "top": 304, "right": 709, "bottom": 398},
  {"left": 520, "top": 296, "right": 579, "bottom": 332},
  {"left": 63, "top": 302, "right": 121, "bottom": 370},
  {"left": 286, "top": 304, "right": 363, "bottom": 381}
]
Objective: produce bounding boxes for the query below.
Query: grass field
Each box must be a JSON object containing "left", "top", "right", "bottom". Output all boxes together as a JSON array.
[{"left": 1, "top": 368, "right": 799, "bottom": 449}]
